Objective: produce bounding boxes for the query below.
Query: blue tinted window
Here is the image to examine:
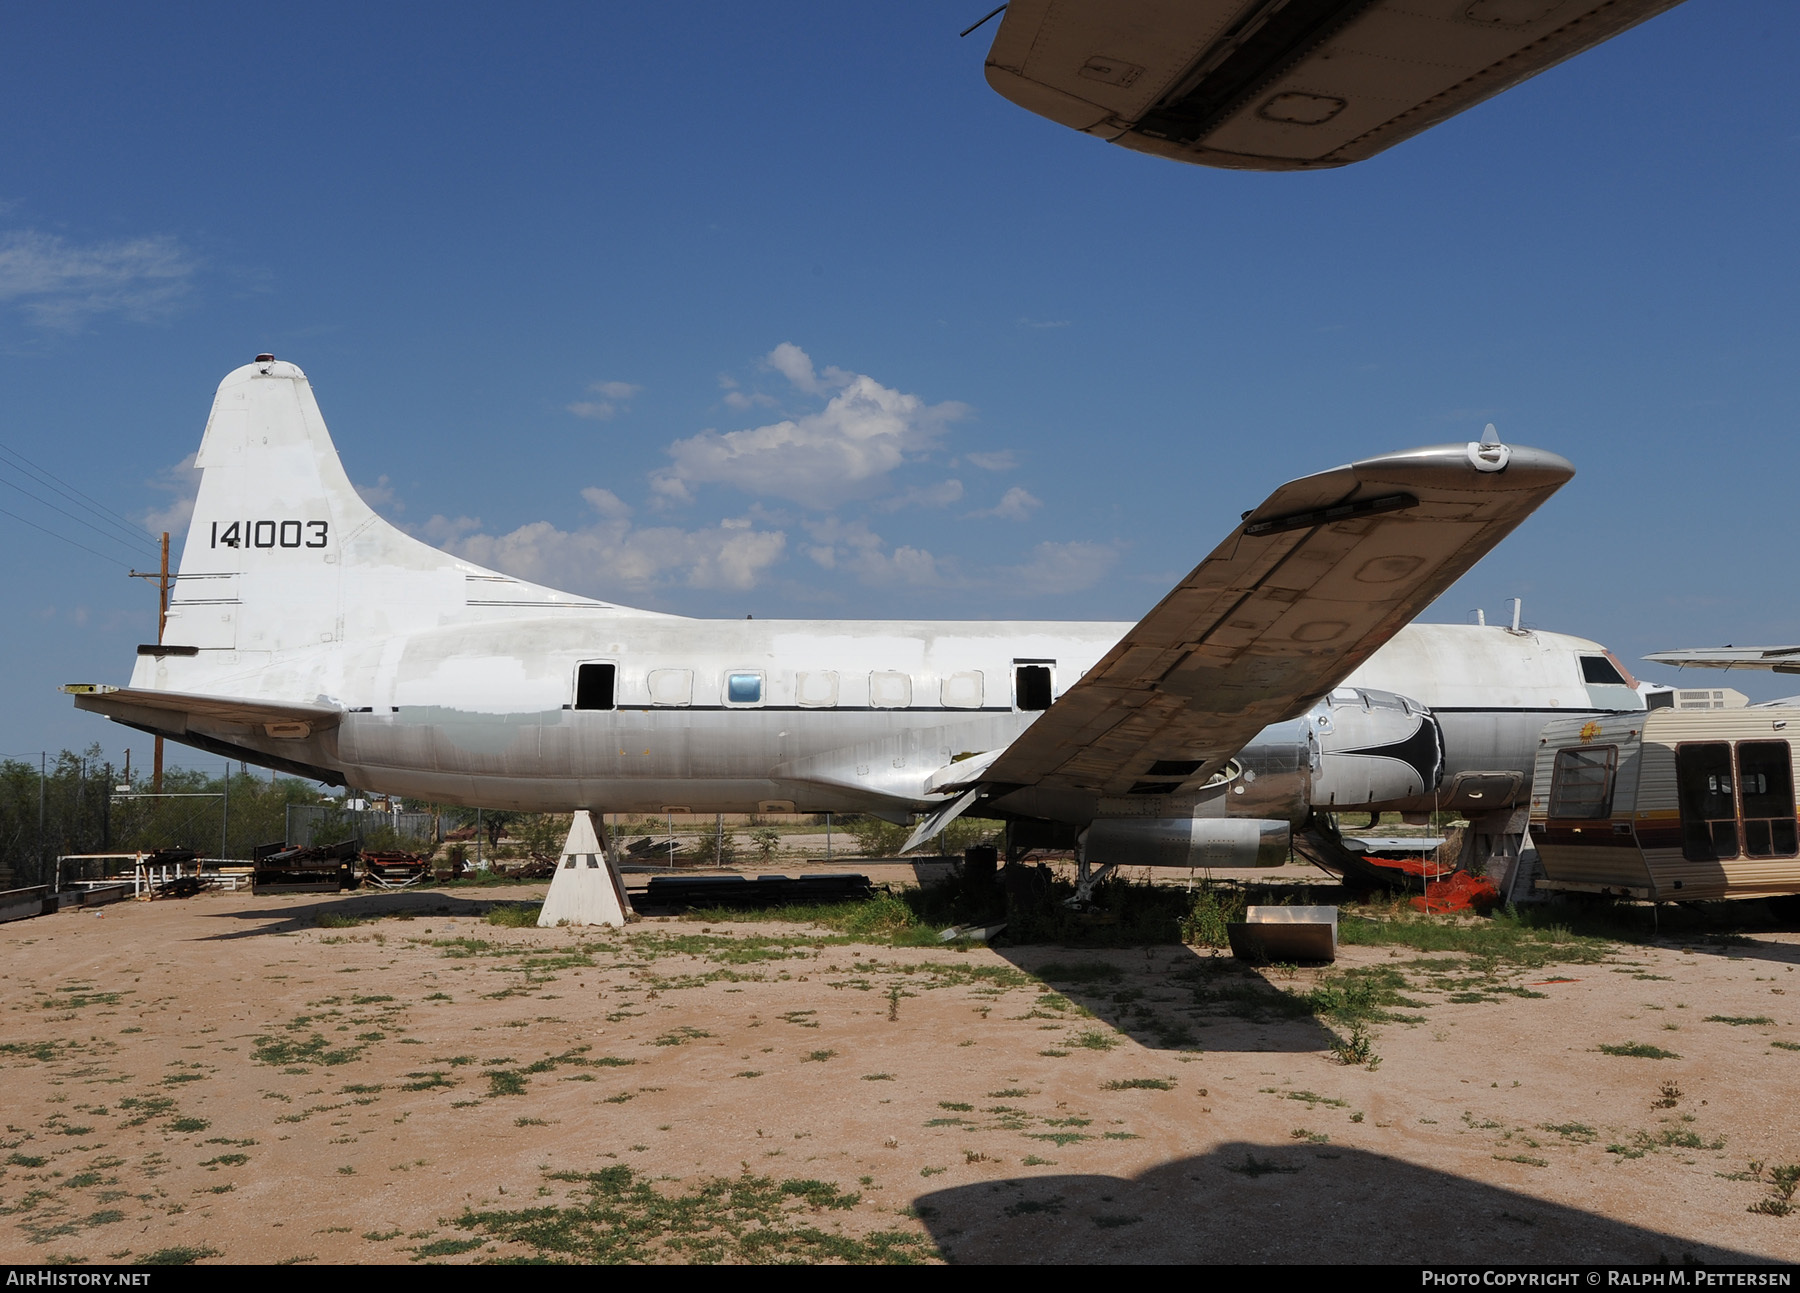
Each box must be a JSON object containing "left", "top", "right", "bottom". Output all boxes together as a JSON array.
[{"left": 726, "top": 672, "right": 763, "bottom": 705}]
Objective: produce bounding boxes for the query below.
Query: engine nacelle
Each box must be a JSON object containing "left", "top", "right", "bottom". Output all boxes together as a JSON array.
[
  {"left": 1083, "top": 817, "right": 1290, "bottom": 869},
  {"left": 1310, "top": 687, "right": 1443, "bottom": 808}
]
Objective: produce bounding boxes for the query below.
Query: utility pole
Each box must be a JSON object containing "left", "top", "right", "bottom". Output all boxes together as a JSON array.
[{"left": 128, "top": 532, "right": 172, "bottom": 793}]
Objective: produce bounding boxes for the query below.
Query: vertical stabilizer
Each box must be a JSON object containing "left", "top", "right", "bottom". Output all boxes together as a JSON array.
[{"left": 157, "top": 356, "right": 603, "bottom": 666}]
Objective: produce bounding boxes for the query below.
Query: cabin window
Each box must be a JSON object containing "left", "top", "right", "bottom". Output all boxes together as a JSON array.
[
  {"left": 1677, "top": 743, "right": 1739, "bottom": 860},
  {"left": 869, "top": 671, "right": 912, "bottom": 709},
  {"left": 941, "top": 671, "right": 983, "bottom": 708},
  {"left": 725, "top": 671, "right": 764, "bottom": 706},
  {"left": 1737, "top": 741, "right": 1797, "bottom": 858},
  {"left": 574, "top": 662, "right": 616, "bottom": 711},
  {"left": 1547, "top": 746, "right": 1616, "bottom": 819},
  {"left": 1015, "top": 664, "right": 1053, "bottom": 711},
  {"left": 795, "top": 670, "right": 839, "bottom": 708},
  {"left": 647, "top": 668, "right": 693, "bottom": 707}
]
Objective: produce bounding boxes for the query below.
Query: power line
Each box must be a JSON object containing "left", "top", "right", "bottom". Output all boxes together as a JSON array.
[
  {"left": 0, "top": 441, "right": 160, "bottom": 553},
  {"left": 0, "top": 477, "right": 154, "bottom": 564},
  {"left": 0, "top": 502, "right": 146, "bottom": 566}
]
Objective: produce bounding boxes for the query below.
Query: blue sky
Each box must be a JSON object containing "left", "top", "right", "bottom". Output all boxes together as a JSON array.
[{"left": 2, "top": 1, "right": 1797, "bottom": 772}]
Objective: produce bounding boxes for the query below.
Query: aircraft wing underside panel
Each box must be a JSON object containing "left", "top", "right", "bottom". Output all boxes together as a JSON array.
[
  {"left": 984, "top": 0, "right": 1686, "bottom": 171},
  {"left": 979, "top": 441, "right": 1573, "bottom": 799},
  {"left": 1643, "top": 647, "right": 1800, "bottom": 675}
]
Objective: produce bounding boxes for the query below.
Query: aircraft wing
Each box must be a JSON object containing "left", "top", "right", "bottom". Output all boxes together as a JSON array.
[
  {"left": 976, "top": 439, "right": 1573, "bottom": 800},
  {"left": 983, "top": 0, "right": 1686, "bottom": 172},
  {"left": 62, "top": 685, "right": 345, "bottom": 739},
  {"left": 1643, "top": 647, "right": 1800, "bottom": 675}
]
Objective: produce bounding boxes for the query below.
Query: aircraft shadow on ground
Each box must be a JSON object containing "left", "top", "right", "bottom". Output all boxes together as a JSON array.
[
  {"left": 190, "top": 890, "right": 531, "bottom": 940},
  {"left": 914, "top": 1140, "right": 1774, "bottom": 1265},
  {"left": 1660, "top": 933, "right": 1800, "bottom": 972},
  {"left": 987, "top": 942, "right": 1342, "bottom": 1056}
]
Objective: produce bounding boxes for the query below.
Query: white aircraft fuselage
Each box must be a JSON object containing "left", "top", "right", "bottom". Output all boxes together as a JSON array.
[{"left": 76, "top": 359, "right": 1636, "bottom": 865}]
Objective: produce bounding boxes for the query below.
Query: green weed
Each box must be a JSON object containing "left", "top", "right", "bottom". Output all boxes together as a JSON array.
[
  {"left": 485, "top": 905, "right": 542, "bottom": 928},
  {"left": 1598, "top": 1042, "right": 1680, "bottom": 1059},
  {"left": 140, "top": 1247, "right": 220, "bottom": 1265},
  {"left": 452, "top": 1164, "right": 932, "bottom": 1263}
]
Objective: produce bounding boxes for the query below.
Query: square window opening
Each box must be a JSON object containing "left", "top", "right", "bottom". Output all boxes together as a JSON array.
[
  {"left": 574, "top": 663, "right": 616, "bottom": 711},
  {"left": 1015, "top": 665, "right": 1053, "bottom": 712}
]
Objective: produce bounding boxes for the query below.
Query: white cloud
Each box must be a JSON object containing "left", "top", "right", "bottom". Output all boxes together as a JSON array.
[
  {"left": 964, "top": 450, "right": 1018, "bottom": 471},
  {"left": 567, "top": 380, "right": 642, "bottom": 421},
  {"left": 652, "top": 345, "right": 966, "bottom": 507},
  {"left": 800, "top": 517, "right": 954, "bottom": 587},
  {"left": 579, "top": 486, "right": 632, "bottom": 519},
  {"left": 1002, "top": 540, "right": 1123, "bottom": 595},
  {"left": 142, "top": 454, "right": 200, "bottom": 536},
  {"left": 724, "top": 389, "right": 776, "bottom": 410},
  {"left": 439, "top": 488, "right": 785, "bottom": 593},
  {"left": 357, "top": 474, "right": 403, "bottom": 515},
  {"left": 968, "top": 485, "right": 1041, "bottom": 522},
  {"left": 0, "top": 229, "right": 196, "bottom": 329},
  {"left": 421, "top": 513, "right": 483, "bottom": 544},
  {"left": 766, "top": 341, "right": 851, "bottom": 395}
]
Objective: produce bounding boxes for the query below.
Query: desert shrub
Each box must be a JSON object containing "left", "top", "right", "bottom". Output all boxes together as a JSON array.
[{"left": 1179, "top": 883, "right": 1247, "bottom": 948}]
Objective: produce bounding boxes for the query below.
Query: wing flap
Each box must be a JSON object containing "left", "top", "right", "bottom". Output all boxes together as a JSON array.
[{"left": 982, "top": 441, "right": 1572, "bottom": 798}]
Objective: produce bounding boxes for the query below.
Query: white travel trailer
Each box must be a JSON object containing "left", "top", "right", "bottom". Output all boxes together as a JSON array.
[{"left": 1531, "top": 708, "right": 1800, "bottom": 902}]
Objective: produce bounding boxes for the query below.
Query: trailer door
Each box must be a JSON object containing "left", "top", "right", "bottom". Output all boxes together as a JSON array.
[
  {"left": 1676, "top": 743, "right": 1738, "bottom": 861},
  {"left": 1736, "top": 741, "right": 1797, "bottom": 858},
  {"left": 1676, "top": 741, "right": 1799, "bottom": 861}
]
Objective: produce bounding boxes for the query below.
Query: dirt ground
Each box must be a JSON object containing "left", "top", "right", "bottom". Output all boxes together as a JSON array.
[{"left": 4, "top": 870, "right": 1800, "bottom": 1265}]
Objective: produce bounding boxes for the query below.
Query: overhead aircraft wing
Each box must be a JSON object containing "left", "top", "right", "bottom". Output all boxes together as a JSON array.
[
  {"left": 1643, "top": 647, "right": 1800, "bottom": 675},
  {"left": 62, "top": 685, "right": 345, "bottom": 739},
  {"left": 983, "top": 0, "right": 1686, "bottom": 172},
  {"left": 975, "top": 439, "right": 1573, "bottom": 801}
]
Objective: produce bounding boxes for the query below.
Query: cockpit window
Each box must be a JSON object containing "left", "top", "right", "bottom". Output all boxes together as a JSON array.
[{"left": 1580, "top": 656, "right": 1629, "bottom": 686}]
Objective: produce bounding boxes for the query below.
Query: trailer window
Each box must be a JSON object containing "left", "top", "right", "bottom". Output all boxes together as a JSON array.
[
  {"left": 1677, "top": 743, "right": 1738, "bottom": 861},
  {"left": 1548, "top": 746, "right": 1616, "bottom": 819},
  {"left": 1737, "top": 741, "right": 1797, "bottom": 858}
]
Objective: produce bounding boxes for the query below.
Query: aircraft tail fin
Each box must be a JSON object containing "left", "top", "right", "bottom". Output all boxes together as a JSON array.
[{"left": 159, "top": 356, "right": 601, "bottom": 662}]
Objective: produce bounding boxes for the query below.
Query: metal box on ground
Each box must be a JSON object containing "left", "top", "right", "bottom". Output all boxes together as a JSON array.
[{"left": 1227, "top": 905, "right": 1338, "bottom": 963}]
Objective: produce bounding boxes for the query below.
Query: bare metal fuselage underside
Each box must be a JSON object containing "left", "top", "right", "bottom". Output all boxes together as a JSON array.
[{"left": 118, "top": 616, "right": 1630, "bottom": 826}]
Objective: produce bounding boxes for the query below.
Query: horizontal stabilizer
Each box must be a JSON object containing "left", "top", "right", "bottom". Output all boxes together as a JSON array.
[{"left": 64, "top": 685, "right": 344, "bottom": 739}]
